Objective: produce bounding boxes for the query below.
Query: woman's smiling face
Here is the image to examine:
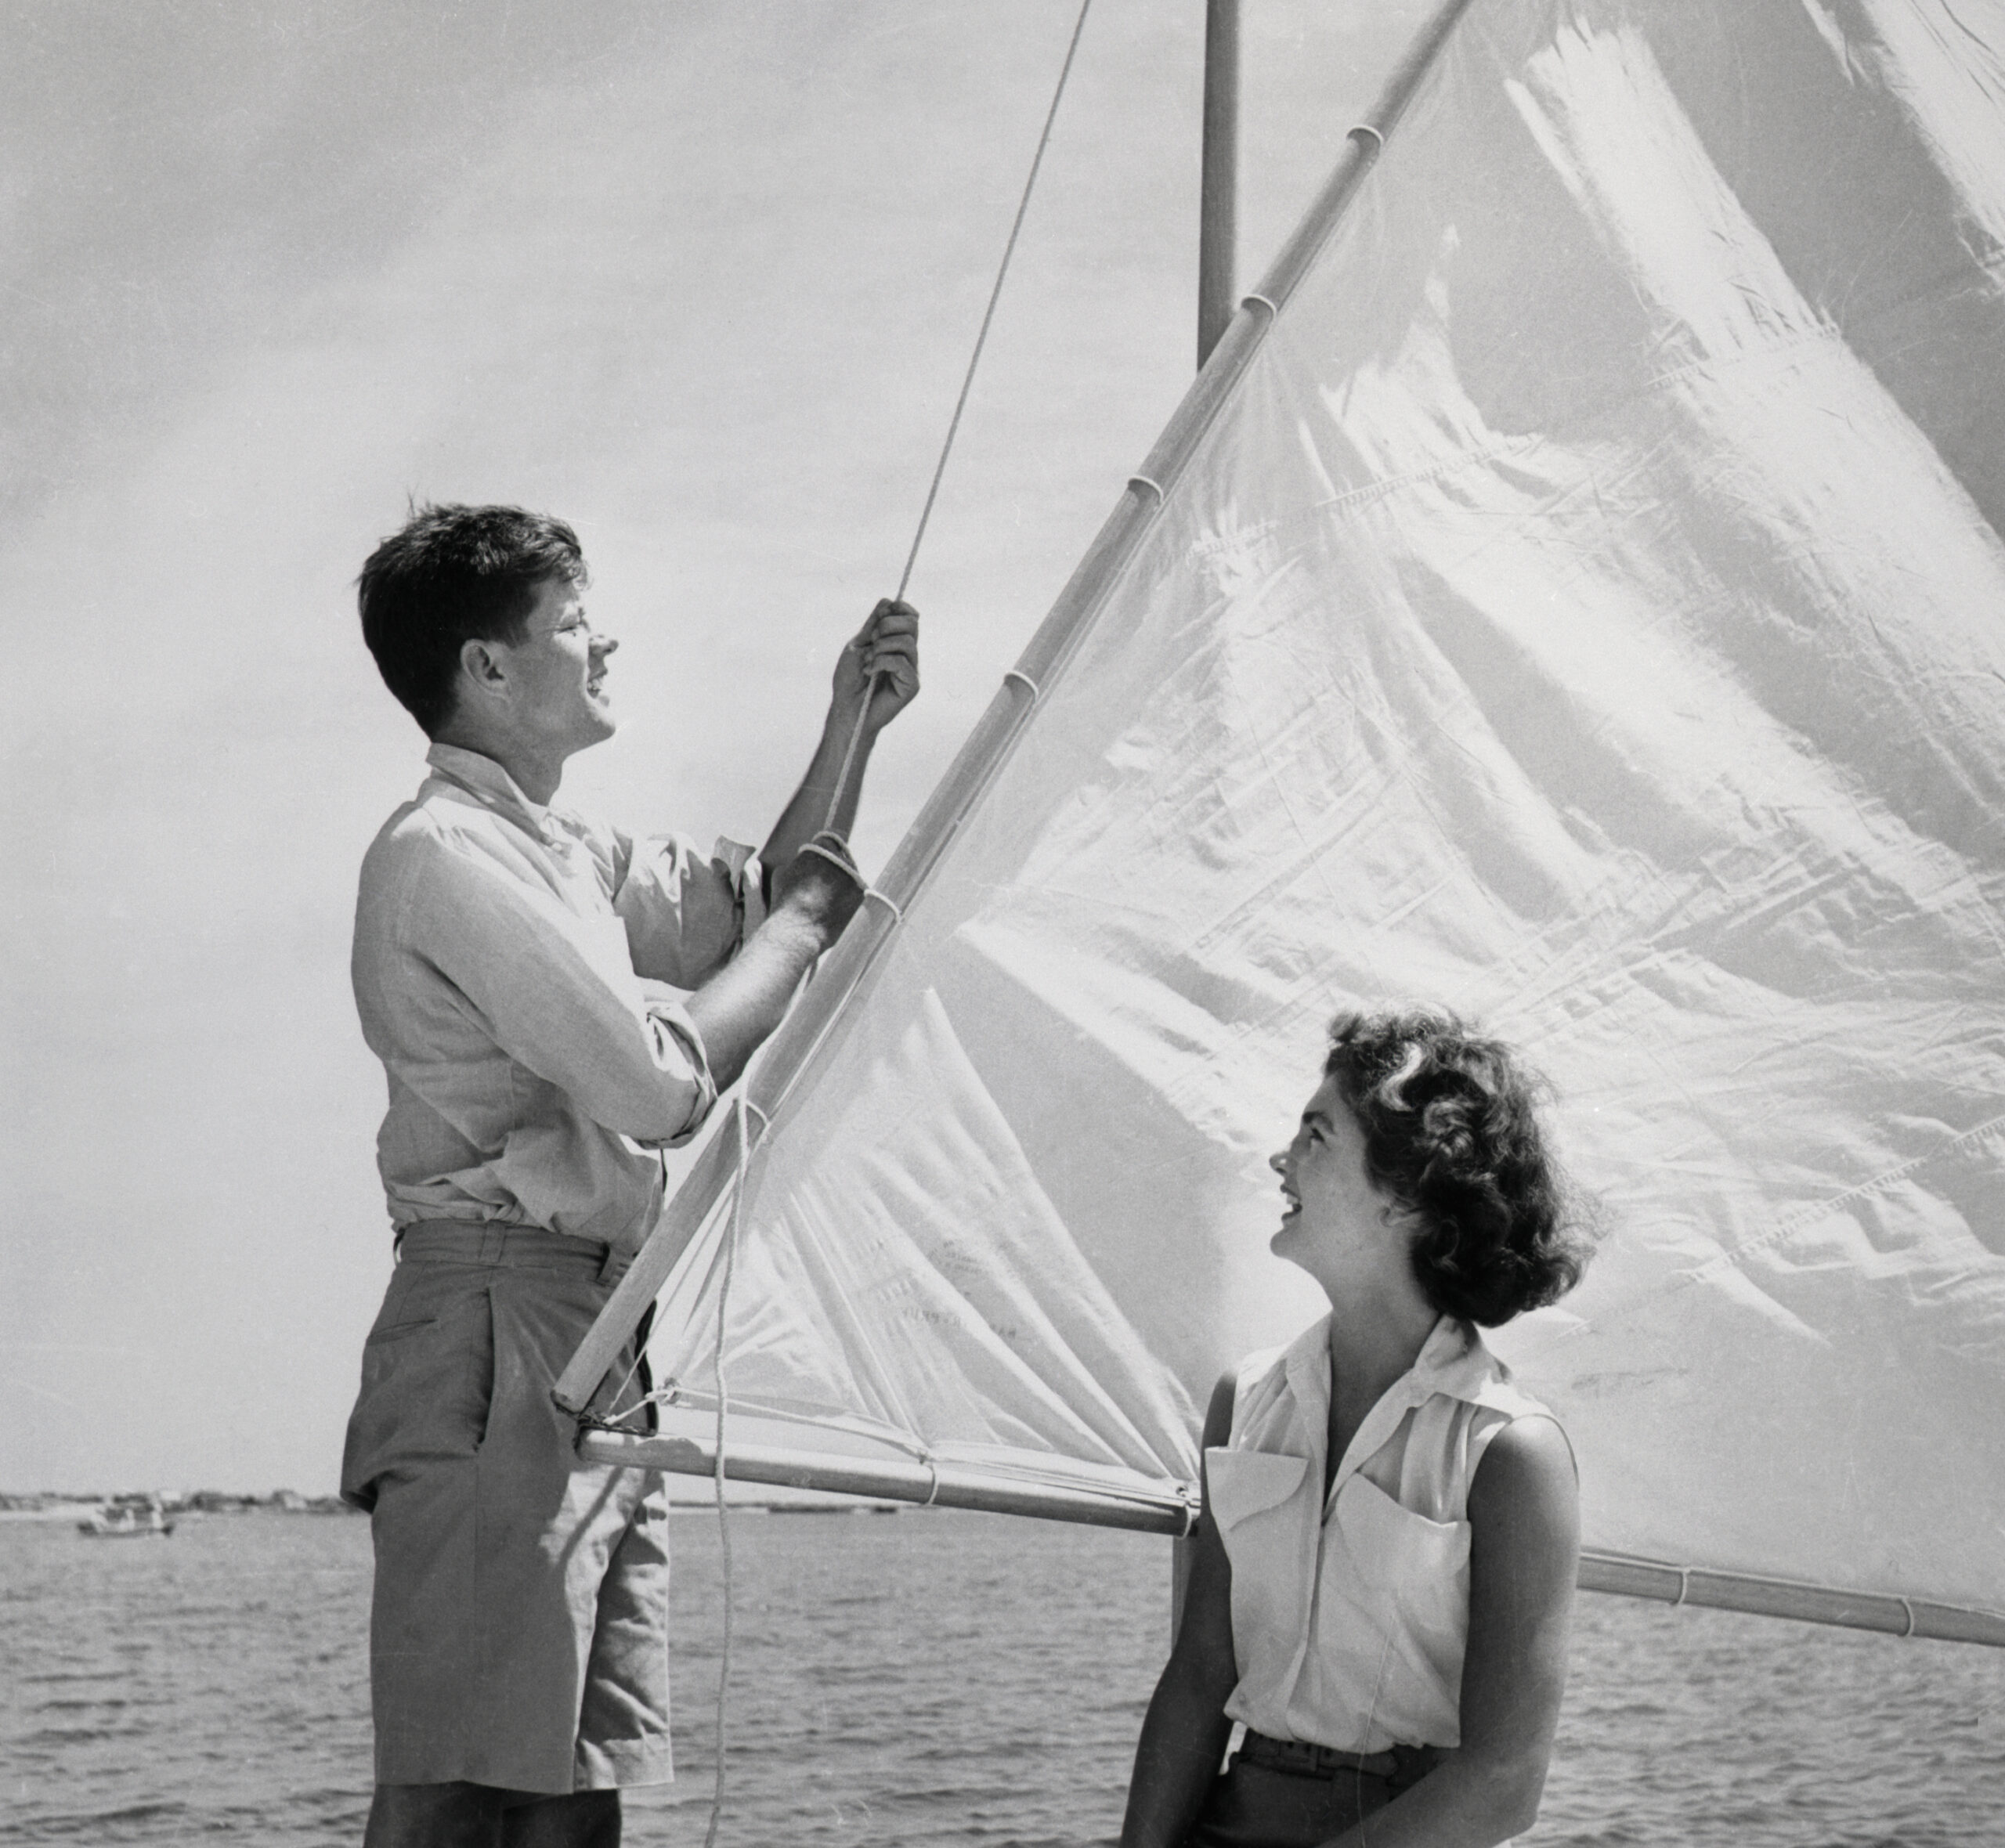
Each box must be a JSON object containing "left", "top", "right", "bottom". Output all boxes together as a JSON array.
[{"left": 1268, "top": 1075, "right": 1413, "bottom": 1287}]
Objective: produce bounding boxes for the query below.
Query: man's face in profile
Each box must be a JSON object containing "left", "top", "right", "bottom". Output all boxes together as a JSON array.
[{"left": 492, "top": 575, "right": 620, "bottom": 761}]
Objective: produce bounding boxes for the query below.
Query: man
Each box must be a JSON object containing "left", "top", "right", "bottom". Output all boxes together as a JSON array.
[{"left": 340, "top": 504, "right": 919, "bottom": 1846}]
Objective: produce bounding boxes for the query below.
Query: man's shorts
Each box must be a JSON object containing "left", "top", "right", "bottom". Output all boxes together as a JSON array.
[{"left": 341, "top": 1222, "right": 671, "bottom": 1795}]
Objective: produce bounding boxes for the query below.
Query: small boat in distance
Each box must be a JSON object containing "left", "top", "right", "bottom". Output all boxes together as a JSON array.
[{"left": 78, "top": 1499, "right": 175, "bottom": 1539}]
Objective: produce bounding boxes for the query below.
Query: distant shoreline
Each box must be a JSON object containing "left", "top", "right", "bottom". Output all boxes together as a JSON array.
[
  {"left": 0, "top": 1491, "right": 354, "bottom": 1520},
  {"left": 0, "top": 1490, "right": 912, "bottom": 1521}
]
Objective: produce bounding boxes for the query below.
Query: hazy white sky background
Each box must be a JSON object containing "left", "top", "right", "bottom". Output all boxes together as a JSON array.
[{"left": 2, "top": 0, "right": 1438, "bottom": 1494}]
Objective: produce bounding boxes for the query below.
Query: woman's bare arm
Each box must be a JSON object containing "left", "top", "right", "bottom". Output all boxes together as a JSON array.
[
  {"left": 1316, "top": 1414, "right": 1581, "bottom": 1848},
  {"left": 1121, "top": 1376, "right": 1241, "bottom": 1848}
]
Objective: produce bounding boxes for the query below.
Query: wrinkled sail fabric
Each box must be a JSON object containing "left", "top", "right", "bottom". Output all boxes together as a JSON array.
[{"left": 659, "top": 0, "right": 2005, "bottom": 1613}]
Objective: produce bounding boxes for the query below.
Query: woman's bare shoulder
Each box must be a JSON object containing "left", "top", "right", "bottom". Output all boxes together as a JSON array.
[{"left": 1469, "top": 1413, "right": 1579, "bottom": 1533}]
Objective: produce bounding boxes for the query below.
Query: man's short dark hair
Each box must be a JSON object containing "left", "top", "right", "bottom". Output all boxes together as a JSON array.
[{"left": 357, "top": 504, "right": 587, "bottom": 736}]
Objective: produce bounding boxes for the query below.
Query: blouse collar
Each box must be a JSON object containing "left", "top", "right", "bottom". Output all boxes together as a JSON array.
[{"left": 1277, "top": 1312, "right": 1513, "bottom": 1493}]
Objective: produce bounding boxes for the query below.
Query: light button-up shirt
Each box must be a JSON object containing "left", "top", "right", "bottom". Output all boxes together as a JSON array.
[
  {"left": 1207, "top": 1315, "right": 1551, "bottom": 1755},
  {"left": 352, "top": 744, "right": 764, "bottom": 1253}
]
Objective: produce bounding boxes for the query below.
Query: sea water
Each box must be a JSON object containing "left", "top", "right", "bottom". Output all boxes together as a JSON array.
[{"left": 2, "top": 1508, "right": 2000, "bottom": 1846}]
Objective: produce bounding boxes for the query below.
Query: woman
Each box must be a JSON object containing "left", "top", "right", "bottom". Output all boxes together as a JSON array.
[{"left": 1122, "top": 1009, "right": 1595, "bottom": 1848}]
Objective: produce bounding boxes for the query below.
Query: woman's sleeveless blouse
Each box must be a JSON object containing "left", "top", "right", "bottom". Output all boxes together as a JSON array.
[{"left": 1206, "top": 1315, "right": 1551, "bottom": 1755}]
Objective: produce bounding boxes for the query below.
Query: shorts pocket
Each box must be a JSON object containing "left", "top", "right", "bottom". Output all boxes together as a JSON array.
[{"left": 341, "top": 1284, "right": 496, "bottom": 1507}]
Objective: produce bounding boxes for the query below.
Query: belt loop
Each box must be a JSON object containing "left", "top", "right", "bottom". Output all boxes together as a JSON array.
[
  {"left": 479, "top": 1223, "right": 508, "bottom": 1266},
  {"left": 598, "top": 1243, "right": 628, "bottom": 1285}
]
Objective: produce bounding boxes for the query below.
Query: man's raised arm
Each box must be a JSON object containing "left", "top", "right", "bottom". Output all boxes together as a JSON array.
[
  {"left": 760, "top": 597, "right": 919, "bottom": 875},
  {"left": 682, "top": 595, "right": 919, "bottom": 1090}
]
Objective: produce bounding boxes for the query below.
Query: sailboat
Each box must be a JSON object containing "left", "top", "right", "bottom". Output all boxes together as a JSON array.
[{"left": 556, "top": 0, "right": 2005, "bottom": 1649}]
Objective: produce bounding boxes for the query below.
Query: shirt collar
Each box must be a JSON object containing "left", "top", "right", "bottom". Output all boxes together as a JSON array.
[
  {"left": 1279, "top": 1311, "right": 1510, "bottom": 1489},
  {"left": 424, "top": 743, "right": 555, "bottom": 840},
  {"left": 1281, "top": 1312, "right": 1494, "bottom": 1406},
  {"left": 1410, "top": 1314, "right": 1503, "bottom": 1399}
]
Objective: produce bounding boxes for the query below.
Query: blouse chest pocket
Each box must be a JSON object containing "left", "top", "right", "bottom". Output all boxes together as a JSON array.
[
  {"left": 1206, "top": 1448, "right": 1307, "bottom": 1532},
  {"left": 1207, "top": 1451, "right": 1313, "bottom": 1611},
  {"left": 1207, "top": 1449, "right": 1318, "bottom": 1687},
  {"left": 1332, "top": 1473, "right": 1470, "bottom": 1648}
]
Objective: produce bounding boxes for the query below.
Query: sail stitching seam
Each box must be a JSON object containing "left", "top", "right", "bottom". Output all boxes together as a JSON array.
[
  {"left": 1680, "top": 1109, "right": 2005, "bottom": 1286},
  {"left": 656, "top": 1386, "right": 941, "bottom": 1461}
]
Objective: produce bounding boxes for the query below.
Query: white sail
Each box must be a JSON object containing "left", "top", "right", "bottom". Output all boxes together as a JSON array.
[{"left": 582, "top": 0, "right": 2005, "bottom": 1634}]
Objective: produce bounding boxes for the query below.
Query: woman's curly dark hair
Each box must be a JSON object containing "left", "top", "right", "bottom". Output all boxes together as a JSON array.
[{"left": 1323, "top": 1009, "right": 1595, "bottom": 1326}]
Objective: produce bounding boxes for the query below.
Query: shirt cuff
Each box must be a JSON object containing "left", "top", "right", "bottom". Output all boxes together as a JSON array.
[
  {"left": 713, "top": 836, "right": 768, "bottom": 947},
  {"left": 640, "top": 991, "right": 720, "bottom": 1147}
]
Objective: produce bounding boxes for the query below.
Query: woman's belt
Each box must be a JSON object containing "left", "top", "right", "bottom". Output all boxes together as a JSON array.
[{"left": 1235, "top": 1729, "right": 1441, "bottom": 1793}]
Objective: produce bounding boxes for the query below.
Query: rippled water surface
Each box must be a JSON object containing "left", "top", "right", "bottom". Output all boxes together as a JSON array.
[{"left": 3, "top": 1509, "right": 2001, "bottom": 1844}]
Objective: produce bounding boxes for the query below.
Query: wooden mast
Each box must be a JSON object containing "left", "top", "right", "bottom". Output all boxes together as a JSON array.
[{"left": 1198, "top": 0, "right": 1241, "bottom": 367}]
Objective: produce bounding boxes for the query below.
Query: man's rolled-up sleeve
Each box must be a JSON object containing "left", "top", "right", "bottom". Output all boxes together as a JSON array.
[
  {"left": 408, "top": 848, "right": 720, "bottom": 1146},
  {"left": 635, "top": 984, "right": 718, "bottom": 1144},
  {"left": 613, "top": 830, "right": 766, "bottom": 989}
]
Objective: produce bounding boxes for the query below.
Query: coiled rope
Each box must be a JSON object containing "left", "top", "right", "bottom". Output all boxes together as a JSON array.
[{"left": 706, "top": 9, "right": 1096, "bottom": 1841}]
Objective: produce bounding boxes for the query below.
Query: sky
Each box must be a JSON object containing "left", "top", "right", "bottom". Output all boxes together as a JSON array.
[{"left": 1, "top": 0, "right": 1440, "bottom": 1494}]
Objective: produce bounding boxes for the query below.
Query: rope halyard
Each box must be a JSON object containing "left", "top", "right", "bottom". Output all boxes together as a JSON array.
[
  {"left": 894, "top": 0, "right": 1093, "bottom": 609},
  {"left": 702, "top": 1091, "right": 756, "bottom": 1848},
  {"left": 822, "top": 694, "right": 879, "bottom": 839},
  {"left": 822, "top": 0, "right": 1095, "bottom": 839},
  {"left": 677, "top": 14, "right": 1097, "bottom": 1838}
]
